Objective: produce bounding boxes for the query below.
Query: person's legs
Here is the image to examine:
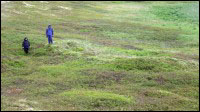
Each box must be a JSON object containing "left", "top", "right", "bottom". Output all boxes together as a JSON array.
[
  {"left": 48, "top": 35, "right": 53, "bottom": 44},
  {"left": 24, "top": 49, "right": 26, "bottom": 53},
  {"left": 50, "top": 37, "right": 53, "bottom": 44},
  {"left": 51, "top": 37, "right": 53, "bottom": 44},
  {"left": 26, "top": 48, "right": 29, "bottom": 53},
  {"left": 48, "top": 35, "right": 51, "bottom": 44},
  {"left": 24, "top": 48, "right": 28, "bottom": 54}
]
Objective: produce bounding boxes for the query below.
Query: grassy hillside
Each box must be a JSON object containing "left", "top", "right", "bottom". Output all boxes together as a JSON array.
[{"left": 1, "top": 1, "right": 199, "bottom": 111}]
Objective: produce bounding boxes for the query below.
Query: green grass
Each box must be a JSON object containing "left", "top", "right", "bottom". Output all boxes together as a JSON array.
[
  {"left": 1, "top": 1, "right": 199, "bottom": 111},
  {"left": 152, "top": 3, "right": 199, "bottom": 23},
  {"left": 60, "top": 89, "right": 133, "bottom": 109},
  {"left": 113, "top": 57, "right": 186, "bottom": 72}
]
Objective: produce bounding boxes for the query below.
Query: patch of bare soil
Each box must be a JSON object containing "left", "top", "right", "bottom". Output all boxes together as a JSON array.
[
  {"left": 174, "top": 53, "right": 199, "bottom": 62},
  {"left": 81, "top": 69, "right": 127, "bottom": 88},
  {"left": 121, "top": 44, "right": 143, "bottom": 50},
  {"left": 136, "top": 89, "right": 160, "bottom": 108},
  {"left": 154, "top": 76, "right": 166, "bottom": 85},
  {"left": 6, "top": 87, "right": 23, "bottom": 96}
]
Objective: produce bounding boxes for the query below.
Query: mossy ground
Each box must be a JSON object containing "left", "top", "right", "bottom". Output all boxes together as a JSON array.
[{"left": 1, "top": 1, "right": 199, "bottom": 111}]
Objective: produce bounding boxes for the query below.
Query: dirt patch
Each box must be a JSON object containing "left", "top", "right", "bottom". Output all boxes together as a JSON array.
[
  {"left": 81, "top": 69, "right": 127, "bottom": 88},
  {"left": 97, "top": 38, "right": 117, "bottom": 46},
  {"left": 174, "top": 53, "right": 199, "bottom": 62},
  {"left": 89, "top": 36, "right": 119, "bottom": 47},
  {"left": 100, "top": 71, "right": 125, "bottom": 83},
  {"left": 121, "top": 45, "right": 143, "bottom": 50},
  {"left": 154, "top": 76, "right": 166, "bottom": 85},
  {"left": 6, "top": 87, "right": 23, "bottom": 95},
  {"left": 136, "top": 89, "right": 160, "bottom": 108}
]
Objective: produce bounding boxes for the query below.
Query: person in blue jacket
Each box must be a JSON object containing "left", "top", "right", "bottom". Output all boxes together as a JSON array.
[
  {"left": 46, "top": 24, "right": 54, "bottom": 44},
  {"left": 22, "top": 37, "right": 30, "bottom": 54}
]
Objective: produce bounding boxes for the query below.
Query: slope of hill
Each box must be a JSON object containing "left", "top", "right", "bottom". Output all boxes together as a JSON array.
[{"left": 1, "top": 1, "right": 199, "bottom": 111}]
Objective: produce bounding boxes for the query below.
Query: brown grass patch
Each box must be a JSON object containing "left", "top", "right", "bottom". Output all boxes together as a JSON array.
[{"left": 81, "top": 69, "right": 127, "bottom": 88}]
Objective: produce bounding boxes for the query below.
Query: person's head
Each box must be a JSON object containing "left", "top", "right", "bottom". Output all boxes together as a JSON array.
[
  {"left": 24, "top": 37, "right": 28, "bottom": 41},
  {"left": 48, "top": 24, "right": 51, "bottom": 28}
]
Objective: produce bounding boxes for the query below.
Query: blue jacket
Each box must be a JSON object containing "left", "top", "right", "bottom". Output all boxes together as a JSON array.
[
  {"left": 46, "top": 28, "right": 54, "bottom": 36},
  {"left": 22, "top": 39, "right": 30, "bottom": 49}
]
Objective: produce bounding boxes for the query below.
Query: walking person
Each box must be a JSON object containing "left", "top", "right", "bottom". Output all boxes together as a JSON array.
[
  {"left": 46, "top": 24, "right": 54, "bottom": 44},
  {"left": 22, "top": 37, "right": 30, "bottom": 54}
]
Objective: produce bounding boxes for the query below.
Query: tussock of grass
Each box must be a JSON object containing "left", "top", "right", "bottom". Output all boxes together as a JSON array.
[
  {"left": 60, "top": 89, "right": 133, "bottom": 108},
  {"left": 114, "top": 58, "right": 184, "bottom": 72}
]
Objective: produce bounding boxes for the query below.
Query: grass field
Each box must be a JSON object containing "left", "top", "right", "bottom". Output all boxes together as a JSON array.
[{"left": 1, "top": 1, "right": 199, "bottom": 111}]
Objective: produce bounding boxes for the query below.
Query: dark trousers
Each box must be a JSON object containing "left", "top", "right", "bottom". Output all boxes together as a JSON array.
[
  {"left": 24, "top": 48, "right": 29, "bottom": 54},
  {"left": 47, "top": 35, "right": 53, "bottom": 44}
]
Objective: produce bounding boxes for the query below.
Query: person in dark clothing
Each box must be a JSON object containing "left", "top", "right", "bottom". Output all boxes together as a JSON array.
[
  {"left": 46, "top": 24, "right": 54, "bottom": 44},
  {"left": 22, "top": 37, "right": 30, "bottom": 54}
]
